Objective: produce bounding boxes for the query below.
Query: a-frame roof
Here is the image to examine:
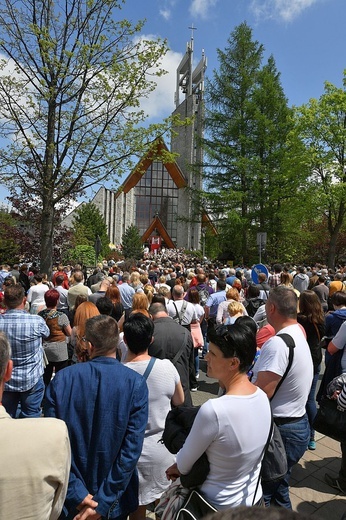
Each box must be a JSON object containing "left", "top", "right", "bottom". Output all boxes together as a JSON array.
[
  {"left": 141, "top": 215, "right": 176, "bottom": 249},
  {"left": 116, "top": 139, "right": 187, "bottom": 197},
  {"left": 202, "top": 211, "right": 218, "bottom": 236}
]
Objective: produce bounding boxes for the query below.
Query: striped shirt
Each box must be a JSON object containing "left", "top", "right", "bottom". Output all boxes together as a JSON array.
[
  {"left": 0, "top": 309, "right": 49, "bottom": 392},
  {"left": 337, "top": 385, "right": 346, "bottom": 410}
]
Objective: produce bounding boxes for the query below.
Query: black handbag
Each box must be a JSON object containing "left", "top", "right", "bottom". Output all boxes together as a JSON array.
[
  {"left": 261, "top": 420, "right": 288, "bottom": 483},
  {"left": 313, "top": 396, "right": 346, "bottom": 443},
  {"left": 175, "top": 489, "right": 217, "bottom": 520}
]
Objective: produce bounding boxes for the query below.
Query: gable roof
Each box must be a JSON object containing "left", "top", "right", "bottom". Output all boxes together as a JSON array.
[
  {"left": 202, "top": 211, "right": 218, "bottom": 236},
  {"left": 141, "top": 215, "right": 176, "bottom": 249},
  {"left": 117, "top": 139, "right": 187, "bottom": 197}
]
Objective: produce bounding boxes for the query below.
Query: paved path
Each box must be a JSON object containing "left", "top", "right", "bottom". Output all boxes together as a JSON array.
[{"left": 192, "top": 358, "right": 346, "bottom": 519}]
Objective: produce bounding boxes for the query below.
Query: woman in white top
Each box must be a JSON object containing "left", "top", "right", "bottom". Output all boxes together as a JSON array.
[
  {"left": 166, "top": 321, "right": 271, "bottom": 509},
  {"left": 123, "top": 313, "right": 184, "bottom": 520},
  {"left": 26, "top": 273, "right": 49, "bottom": 314}
]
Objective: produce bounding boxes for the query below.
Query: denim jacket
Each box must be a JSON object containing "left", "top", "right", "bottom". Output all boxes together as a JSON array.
[{"left": 45, "top": 356, "right": 148, "bottom": 519}]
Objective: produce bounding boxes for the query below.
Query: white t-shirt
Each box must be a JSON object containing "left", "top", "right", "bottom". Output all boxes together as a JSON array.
[
  {"left": 176, "top": 389, "right": 271, "bottom": 509},
  {"left": 252, "top": 324, "right": 313, "bottom": 417},
  {"left": 166, "top": 300, "right": 197, "bottom": 325},
  {"left": 330, "top": 320, "right": 346, "bottom": 373}
]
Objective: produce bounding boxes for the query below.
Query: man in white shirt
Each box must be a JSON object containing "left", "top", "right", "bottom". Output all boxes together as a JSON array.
[
  {"left": 252, "top": 286, "right": 313, "bottom": 509},
  {"left": 166, "top": 285, "right": 197, "bottom": 329}
]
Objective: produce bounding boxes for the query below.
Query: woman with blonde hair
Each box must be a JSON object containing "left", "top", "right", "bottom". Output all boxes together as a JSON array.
[
  {"left": 280, "top": 271, "right": 300, "bottom": 298},
  {"left": 70, "top": 301, "right": 100, "bottom": 361},
  {"left": 216, "top": 288, "right": 247, "bottom": 324},
  {"left": 130, "top": 271, "right": 144, "bottom": 293},
  {"left": 133, "top": 292, "right": 150, "bottom": 311},
  {"left": 224, "top": 301, "right": 246, "bottom": 324},
  {"left": 143, "top": 284, "right": 155, "bottom": 306}
]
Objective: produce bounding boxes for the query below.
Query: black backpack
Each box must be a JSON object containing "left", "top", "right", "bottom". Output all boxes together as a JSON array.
[{"left": 245, "top": 297, "right": 264, "bottom": 318}]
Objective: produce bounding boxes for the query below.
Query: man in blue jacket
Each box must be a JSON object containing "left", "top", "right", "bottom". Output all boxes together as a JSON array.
[{"left": 45, "top": 314, "right": 148, "bottom": 520}]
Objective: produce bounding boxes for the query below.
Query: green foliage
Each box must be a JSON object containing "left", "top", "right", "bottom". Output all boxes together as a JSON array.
[
  {"left": 0, "top": 0, "right": 174, "bottom": 273},
  {"left": 66, "top": 245, "right": 96, "bottom": 267},
  {"left": 72, "top": 203, "right": 109, "bottom": 258},
  {"left": 202, "top": 22, "right": 303, "bottom": 264},
  {"left": 0, "top": 210, "right": 19, "bottom": 263},
  {"left": 295, "top": 72, "right": 346, "bottom": 266},
  {"left": 121, "top": 225, "right": 143, "bottom": 260}
]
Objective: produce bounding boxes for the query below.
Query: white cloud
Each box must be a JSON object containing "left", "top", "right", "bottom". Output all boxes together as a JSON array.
[
  {"left": 250, "top": 0, "right": 321, "bottom": 22},
  {"left": 189, "top": 0, "right": 218, "bottom": 20},
  {"left": 160, "top": 8, "right": 171, "bottom": 20},
  {"left": 138, "top": 41, "right": 183, "bottom": 119},
  {"left": 159, "top": 0, "right": 177, "bottom": 21}
]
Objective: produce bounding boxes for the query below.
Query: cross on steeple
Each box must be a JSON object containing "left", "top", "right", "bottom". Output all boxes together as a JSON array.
[{"left": 188, "top": 23, "right": 197, "bottom": 41}]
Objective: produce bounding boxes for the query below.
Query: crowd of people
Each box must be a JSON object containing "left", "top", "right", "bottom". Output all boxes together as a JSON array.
[{"left": 0, "top": 254, "right": 346, "bottom": 519}]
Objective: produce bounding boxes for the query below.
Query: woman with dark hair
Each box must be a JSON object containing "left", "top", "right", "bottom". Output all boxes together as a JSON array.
[
  {"left": 166, "top": 322, "right": 271, "bottom": 509},
  {"left": 39, "top": 289, "right": 72, "bottom": 385},
  {"left": 105, "top": 284, "right": 124, "bottom": 321},
  {"left": 297, "top": 290, "right": 325, "bottom": 450},
  {"left": 124, "top": 314, "right": 184, "bottom": 520},
  {"left": 19, "top": 264, "right": 30, "bottom": 294},
  {"left": 244, "top": 285, "right": 265, "bottom": 318},
  {"left": 27, "top": 273, "right": 49, "bottom": 314}
]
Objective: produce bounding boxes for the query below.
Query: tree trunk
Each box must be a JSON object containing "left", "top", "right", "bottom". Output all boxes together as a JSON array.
[
  {"left": 327, "top": 203, "right": 345, "bottom": 269},
  {"left": 327, "top": 230, "right": 339, "bottom": 269},
  {"left": 40, "top": 200, "right": 55, "bottom": 277}
]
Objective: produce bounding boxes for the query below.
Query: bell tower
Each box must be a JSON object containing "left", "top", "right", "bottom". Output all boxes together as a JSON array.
[{"left": 172, "top": 28, "right": 207, "bottom": 250}]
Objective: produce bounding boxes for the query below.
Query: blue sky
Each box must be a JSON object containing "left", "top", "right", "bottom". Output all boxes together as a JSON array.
[
  {"left": 1, "top": 0, "right": 345, "bottom": 207},
  {"left": 120, "top": 0, "right": 346, "bottom": 116}
]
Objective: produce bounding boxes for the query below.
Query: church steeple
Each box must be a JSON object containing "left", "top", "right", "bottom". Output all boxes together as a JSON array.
[{"left": 174, "top": 26, "right": 207, "bottom": 108}]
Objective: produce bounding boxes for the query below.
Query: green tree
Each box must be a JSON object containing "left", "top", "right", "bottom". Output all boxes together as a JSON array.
[
  {"left": 295, "top": 73, "right": 346, "bottom": 267},
  {"left": 121, "top": 224, "right": 143, "bottom": 260},
  {"left": 67, "top": 245, "right": 95, "bottom": 267},
  {"left": 71, "top": 203, "right": 109, "bottom": 258},
  {"left": 202, "top": 23, "right": 298, "bottom": 263},
  {"left": 0, "top": 0, "right": 171, "bottom": 274},
  {"left": 0, "top": 209, "right": 19, "bottom": 263}
]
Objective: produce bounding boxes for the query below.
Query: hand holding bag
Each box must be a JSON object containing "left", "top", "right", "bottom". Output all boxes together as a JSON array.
[{"left": 155, "top": 478, "right": 190, "bottom": 520}]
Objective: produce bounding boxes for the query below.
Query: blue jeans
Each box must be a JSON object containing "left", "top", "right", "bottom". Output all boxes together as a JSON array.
[
  {"left": 306, "top": 365, "right": 321, "bottom": 440},
  {"left": 263, "top": 414, "right": 310, "bottom": 509},
  {"left": 2, "top": 377, "right": 44, "bottom": 418}
]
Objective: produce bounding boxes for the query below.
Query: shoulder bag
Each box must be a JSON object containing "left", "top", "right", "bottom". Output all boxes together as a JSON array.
[
  {"left": 313, "top": 372, "right": 346, "bottom": 443},
  {"left": 260, "top": 333, "right": 295, "bottom": 483}
]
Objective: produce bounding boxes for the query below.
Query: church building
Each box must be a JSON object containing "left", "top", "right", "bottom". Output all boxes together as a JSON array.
[{"left": 63, "top": 37, "right": 215, "bottom": 251}]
